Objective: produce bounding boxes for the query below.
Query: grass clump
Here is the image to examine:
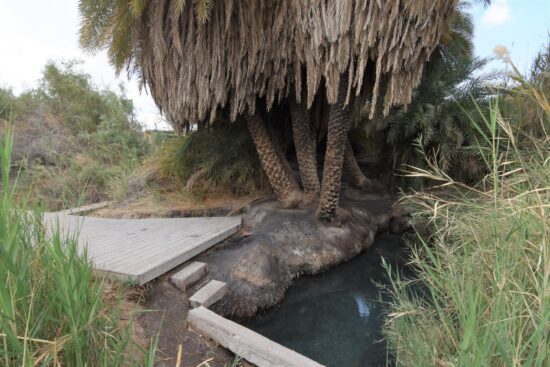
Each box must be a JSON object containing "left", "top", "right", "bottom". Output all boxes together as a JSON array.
[
  {"left": 384, "top": 69, "right": 550, "bottom": 366},
  {"left": 0, "top": 128, "right": 154, "bottom": 365},
  {"left": 158, "top": 121, "right": 268, "bottom": 199}
]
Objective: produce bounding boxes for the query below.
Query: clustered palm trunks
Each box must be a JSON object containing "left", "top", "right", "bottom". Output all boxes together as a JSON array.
[{"left": 84, "top": 0, "right": 459, "bottom": 220}]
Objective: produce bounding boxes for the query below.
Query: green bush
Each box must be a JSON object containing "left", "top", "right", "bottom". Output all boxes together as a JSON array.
[
  {"left": 158, "top": 121, "right": 268, "bottom": 198},
  {"left": 501, "top": 42, "right": 550, "bottom": 139}
]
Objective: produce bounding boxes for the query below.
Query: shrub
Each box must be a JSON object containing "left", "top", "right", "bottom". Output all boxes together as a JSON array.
[
  {"left": 158, "top": 121, "right": 268, "bottom": 199},
  {"left": 501, "top": 42, "right": 550, "bottom": 139},
  {"left": 356, "top": 9, "right": 498, "bottom": 187},
  {"left": 2, "top": 60, "right": 152, "bottom": 210}
]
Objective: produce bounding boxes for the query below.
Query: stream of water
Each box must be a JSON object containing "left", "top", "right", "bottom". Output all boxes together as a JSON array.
[{"left": 243, "top": 234, "right": 407, "bottom": 367}]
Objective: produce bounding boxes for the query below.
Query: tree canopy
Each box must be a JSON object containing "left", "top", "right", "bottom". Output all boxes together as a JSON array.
[{"left": 80, "top": 0, "right": 460, "bottom": 131}]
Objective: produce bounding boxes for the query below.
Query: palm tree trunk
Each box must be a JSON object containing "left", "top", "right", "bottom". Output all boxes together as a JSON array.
[
  {"left": 344, "top": 137, "right": 370, "bottom": 189},
  {"left": 317, "top": 77, "right": 351, "bottom": 220},
  {"left": 245, "top": 113, "right": 301, "bottom": 206},
  {"left": 290, "top": 99, "right": 320, "bottom": 196}
]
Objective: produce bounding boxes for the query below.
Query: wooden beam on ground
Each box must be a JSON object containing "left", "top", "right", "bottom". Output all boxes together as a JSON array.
[
  {"left": 58, "top": 201, "right": 112, "bottom": 215},
  {"left": 188, "top": 307, "right": 325, "bottom": 367}
]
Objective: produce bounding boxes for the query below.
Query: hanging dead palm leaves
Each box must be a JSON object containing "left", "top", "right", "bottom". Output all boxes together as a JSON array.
[{"left": 80, "top": 0, "right": 459, "bottom": 129}]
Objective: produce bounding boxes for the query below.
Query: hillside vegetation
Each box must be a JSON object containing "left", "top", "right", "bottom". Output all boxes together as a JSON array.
[{"left": 0, "top": 60, "right": 151, "bottom": 210}]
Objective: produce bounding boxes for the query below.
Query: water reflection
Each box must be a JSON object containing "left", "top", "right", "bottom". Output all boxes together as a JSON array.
[{"left": 354, "top": 294, "right": 371, "bottom": 320}]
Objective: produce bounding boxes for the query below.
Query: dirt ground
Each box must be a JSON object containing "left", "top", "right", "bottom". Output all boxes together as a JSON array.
[
  {"left": 137, "top": 280, "right": 241, "bottom": 367},
  {"left": 93, "top": 193, "right": 254, "bottom": 220}
]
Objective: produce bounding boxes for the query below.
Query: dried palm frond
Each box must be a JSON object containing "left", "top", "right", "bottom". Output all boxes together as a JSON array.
[{"left": 80, "top": 0, "right": 460, "bottom": 132}]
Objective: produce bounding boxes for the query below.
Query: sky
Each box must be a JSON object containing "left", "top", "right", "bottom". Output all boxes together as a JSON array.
[
  {"left": 470, "top": 0, "right": 549, "bottom": 72},
  {"left": 0, "top": 0, "right": 548, "bottom": 130}
]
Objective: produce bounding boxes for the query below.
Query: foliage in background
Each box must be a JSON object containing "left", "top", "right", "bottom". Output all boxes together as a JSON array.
[
  {"left": 0, "top": 60, "right": 151, "bottom": 210},
  {"left": 384, "top": 65, "right": 549, "bottom": 366},
  {"left": 501, "top": 41, "right": 550, "bottom": 139},
  {"left": 157, "top": 121, "right": 268, "bottom": 199},
  {"left": 380, "top": 8, "right": 496, "bottom": 185},
  {"left": 0, "top": 128, "right": 156, "bottom": 366}
]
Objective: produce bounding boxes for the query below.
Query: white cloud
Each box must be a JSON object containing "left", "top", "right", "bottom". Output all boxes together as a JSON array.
[{"left": 482, "top": 0, "right": 512, "bottom": 26}]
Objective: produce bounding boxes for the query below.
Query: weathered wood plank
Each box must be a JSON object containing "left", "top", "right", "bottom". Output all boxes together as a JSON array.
[
  {"left": 42, "top": 212, "right": 241, "bottom": 284},
  {"left": 188, "top": 307, "right": 325, "bottom": 367},
  {"left": 87, "top": 220, "right": 226, "bottom": 269},
  {"left": 58, "top": 201, "right": 111, "bottom": 215}
]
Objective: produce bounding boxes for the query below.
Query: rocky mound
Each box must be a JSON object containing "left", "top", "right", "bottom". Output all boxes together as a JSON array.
[{"left": 195, "top": 188, "right": 408, "bottom": 318}]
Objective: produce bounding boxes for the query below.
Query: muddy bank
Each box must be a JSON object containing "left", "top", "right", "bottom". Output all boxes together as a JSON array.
[{"left": 196, "top": 188, "right": 407, "bottom": 318}]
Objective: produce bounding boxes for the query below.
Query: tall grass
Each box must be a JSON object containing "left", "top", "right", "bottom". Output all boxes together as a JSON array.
[
  {"left": 0, "top": 126, "right": 154, "bottom": 365},
  {"left": 384, "top": 73, "right": 550, "bottom": 366}
]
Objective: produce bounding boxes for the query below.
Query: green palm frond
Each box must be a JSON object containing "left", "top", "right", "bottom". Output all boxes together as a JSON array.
[
  {"left": 78, "top": 0, "right": 215, "bottom": 72},
  {"left": 173, "top": 0, "right": 186, "bottom": 15},
  {"left": 193, "top": 0, "right": 214, "bottom": 24}
]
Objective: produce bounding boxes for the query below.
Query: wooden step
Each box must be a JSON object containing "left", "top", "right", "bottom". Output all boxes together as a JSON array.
[
  {"left": 170, "top": 261, "right": 208, "bottom": 290},
  {"left": 188, "top": 307, "right": 324, "bottom": 367},
  {"left": 189, "top": 280, "right": 228, "bottom": 308}
]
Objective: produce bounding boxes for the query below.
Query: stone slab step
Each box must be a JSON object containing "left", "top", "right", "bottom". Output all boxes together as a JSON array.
[
  {"left": 189, "top": 280, "right": 228, "bottom": 308},
  {"left": 188, "top": 306, "right": 324, "bottom": 367},
  {"left": 170, "top": 261, "right": 208, "bottom": 290}
]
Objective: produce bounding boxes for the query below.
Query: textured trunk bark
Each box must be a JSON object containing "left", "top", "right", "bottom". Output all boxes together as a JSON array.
[
  {"left": 344, "top": 137, "right": 370, "bottom": 189},
  {"left": 290, "top": 99, "right": 320, "bottom": 195},
  {"left": 317, "top": 76, "right": 351, "bottom": 220},
  {"left": 245, "top": 113, "right": 301, "bottom": 206}
]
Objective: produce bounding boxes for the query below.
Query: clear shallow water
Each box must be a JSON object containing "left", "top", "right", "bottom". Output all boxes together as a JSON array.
[{"left": 242, "top": 234, "right": 407, "bottom": 367}]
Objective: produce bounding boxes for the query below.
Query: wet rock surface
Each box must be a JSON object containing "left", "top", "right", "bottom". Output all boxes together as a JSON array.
[{"left": 196, "top": 188, "right": 407, "bottom": 318}]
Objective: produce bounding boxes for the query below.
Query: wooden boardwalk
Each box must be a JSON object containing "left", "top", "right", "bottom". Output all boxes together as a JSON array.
[{"left": 43, "top": 212, "right": 241, "bottom": 284}]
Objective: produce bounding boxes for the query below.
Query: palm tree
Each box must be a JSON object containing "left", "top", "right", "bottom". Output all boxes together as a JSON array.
[{"left": 79, "top": 0, "right": 461, "bottom": 221}]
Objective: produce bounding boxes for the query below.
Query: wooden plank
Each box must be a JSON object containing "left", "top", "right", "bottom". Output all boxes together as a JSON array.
[
  {"left": 188, "top": 307, "right": 325, "bottom": 367},
  {"left": 108, "top": 220, "right": 235, "bottom": 271},
  {"left": 59, "top": 201, "right": 111, "bottom": 215},
  {"left": 42, "top": 212, "right": 241, "bottom": 284},
  {"left": 82, "top": 220, "right": 224, "bottom": 269},
  {"left": 109, "top": 220, "right": 238, "bottom": 271},
  {"left": 132, "top": 222, "right": 240, "bottom": 284}
]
